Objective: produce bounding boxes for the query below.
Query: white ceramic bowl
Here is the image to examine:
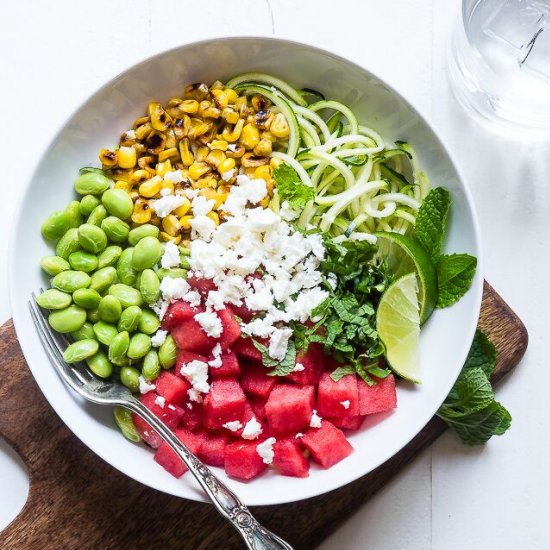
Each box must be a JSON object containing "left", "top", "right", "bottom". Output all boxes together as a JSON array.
[{"left": 9, "top": 37, "right": 483, "bottom": 506}]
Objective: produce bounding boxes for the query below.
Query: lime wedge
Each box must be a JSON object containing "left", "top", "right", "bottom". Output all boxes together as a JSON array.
[
  {"left": 376, "top": 272, "right": 421, "bottom": 383},
  {"left": 375, "top": 232, "right": 437, "bottom": 324}
]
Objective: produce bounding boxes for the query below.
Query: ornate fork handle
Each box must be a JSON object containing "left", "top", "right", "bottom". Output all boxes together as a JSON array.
[{"left": 127, "top": 399, "right": 292, "bottom": 550}]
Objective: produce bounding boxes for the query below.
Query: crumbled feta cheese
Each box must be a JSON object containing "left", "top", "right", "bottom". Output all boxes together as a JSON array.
[
  {"left": 340, "top": 400, "right": 351, "bottom": 410},
  {"left": 327, "top": 273, "right": 338, "bottom": 290},
  {"left": 310, "top": 410, "right": 323, "bottom": 428},
  {"left": 293, "top": 363, "right": 305, "bottom": 372},
  {"left": 226, "top": 143, "right": 238, "bottom": 152},
  {"left": 154, "top": 395, "right": 166, "bottom": 408},
  {"left": 242, "top": 417, "right": 263, "bottom": 440},
  {"left": 279, "top": 201, "right": 300, "bottom": 221},
  {"left": 256, "top": 437, "right": 276, "bottom": 464},
  {"left": 268, "top": 327, "right": 292, "bottom": 361},
  {"left": 160, "top": 188, "right": 171, "bottom": 197},
  {"left": 223, "top": 421, "right": 243, "bottom": 432},
  {"left": 138, "top": 375, "right": 156, "bottom": 394},
  {"left": 208, "top": 343, "right": 223, "bottom": 368},
  {"left": 190, "top": 215, "right": 216, "bottom": 240},
  {"left": 125, "top": 129, "right": 136, "bottom": 139},
  {"left": 295, "top": 432, "right": 304, "bottom": 439},
  {"left": 151, "top": 194, "right": 187, "bottom": 218},
  {"left": 167, "top": 404, "right": 176, "bottom": 411},
  {"left": 194, "top": 309, "right": 223, "bottom": 338},
  {"left": 183, "top": 188, "right": 199, "bottom": 199},
  {"left": 221, "top": 168, "right": 236, "bottom": 181},
  {"left": 183, "top": 290, "right": 202, "bottom": 307},
  {"left": 206, "top": 290, "right": 226, "bottom": 311},
  {"left": 161, "top": 241, "right": 181, "bottom": 269},
  {"left": 187, "top": 388, "right": 203, "bottom": 403},
  {"left": 151, "top": 298, "right": 169, "bottom": 320},
  {"left": 163, "top": 170, "right": 184, "bottom": 183},
  {"left": 192, "top": 195, "right": 215, "bottom": 216},
  {"left": 160, "top": 277, "right": 190, "bottom": 301},
  {"left": 151, "top": 329, "right": 168, "bottom": 348},
  {"left": 180, "top": 359, "right": 210, "bottom": 395}
]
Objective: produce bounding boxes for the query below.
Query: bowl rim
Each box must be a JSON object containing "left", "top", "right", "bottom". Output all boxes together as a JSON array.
[{"left": 9, "top": 34, "right": 483, "bottom": 506}]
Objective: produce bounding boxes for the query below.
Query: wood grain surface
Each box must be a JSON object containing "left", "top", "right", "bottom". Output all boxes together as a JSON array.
[{"left": 0, "top": 282, "right": 528, "bottom": 550}]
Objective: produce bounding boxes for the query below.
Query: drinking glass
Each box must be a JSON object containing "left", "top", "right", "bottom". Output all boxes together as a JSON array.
[{"left": 448, "top": 0, "right": 550, "bottom": 134}]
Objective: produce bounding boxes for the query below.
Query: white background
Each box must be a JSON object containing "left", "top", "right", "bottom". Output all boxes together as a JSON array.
[{"left": 1, "top": 1, "right": 549, "bottom": 548}]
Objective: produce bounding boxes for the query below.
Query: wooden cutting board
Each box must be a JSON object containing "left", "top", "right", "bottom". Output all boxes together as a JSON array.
[{"left": 0, "top": 282, "right": 527, "bottom": 550}]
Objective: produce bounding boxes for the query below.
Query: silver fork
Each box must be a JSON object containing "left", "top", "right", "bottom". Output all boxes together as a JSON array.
[{"left": 29, "top": 296, "right": 293, "bottom": 550}]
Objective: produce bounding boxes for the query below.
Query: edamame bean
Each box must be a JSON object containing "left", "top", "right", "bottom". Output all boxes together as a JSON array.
[
  {"left": 108, "top": 330, "right": 130, "bottom": 361},
  {"left": 101, "top": 189, "right": 133, "bottom": 220},
  {"left": 97, "top": 245, "right": 122, "bottom": 269},
  {"left": 78, "top": 224, "right": 108, "bottom": 254},
  {"left": 79, "top": 194, "right": 101, "bottom": 216},
  {"left": 52, "top": 270, "right": 91, "bottom": 292},
  {"left": 41, "top": 210, "right": 71, "bottom": 241},
  {"left": 116, "top": 247, "right": 137, "bottom": 286},
  {"left": 68, "top": 251, "right": 98, "bottom": 273},
  {"left": 70, "top": 321, "right": 95, "bottom": 341},
  {"left": 87, "top": 308, "right": 101, "bottom": 323},
  {"left": 87, "top": 204, "right": 108, "bottom": 227},
  {"left": 89, "top": 266, "right": 117, "bottom": 293},
  {"left": 40, "top": 255, "right": 70, "bottom": 276},
  {"left": 120, "top": 366, "right": 140, "bottom": 392},
  {"left": 111, "top": 355, "right": 131, "bottom": 367},
  {"left": 118, "top": 306, "right": 142, "bottom": 333},
  {"left": 139, "top": 269, "right": 160, "bottom": 305},
  {"left": 98, "top": 295, "right": 122, "bottom": 323},
  {"left": 113, "top": 407, "right": 141, "bottom": 442},
  {"left": 127, "top": 333, "right": 151, "bottom": 360},
  {"left": 35, "top": 289, "right": 72, "bottom": 310},
  {"left": 142, "top": 350, "right": 161, "bottom": 381},
  {"left": 101, "top": 216, "right": 130, "bottom": 243},
  {"left": 179, "top": 246, "right": 191, "bottom": 256},
  {"left": 158, "top": 334, "right": 177, "bottom": 369},
  {"left": 138, "top": 309, "right": 160, "bottom": 335},
  {"left": 132, "top": 236, "right": 162, "bottom": 271},
  {"left": 127, "top": 224, "right": 160, "bottom": 246},
  {"left": 48, "top": 305, "right": 87, "bottom": 333},
  {"left": 108, "top": 283, "right": 143, "bottom": 308},
  {"left": 74, "top": 171, "right": 112, "bottom": 195},
  {"left": 73, "top": 288, "right": 102, "bottom": 309},
  {"left": 179, "top": 256, "right": 190, "bottom": 269},
  {"left": 92, "top": 321, "right": 118, "bottom": 345},
  {"left": 156, "top": 267, "right": 188, "bottom": 281},
  {"left": 55, "top": 228, "right": 80, "bottom": 260},
  {"left": 86, "top": 351, "right": 113, "bottom": 378},
  {"left": 65, "top": 200, "right": 82, "bottom": 229},
  {"left": 63, "top": 339, "right": 99, "bottom": 363}
]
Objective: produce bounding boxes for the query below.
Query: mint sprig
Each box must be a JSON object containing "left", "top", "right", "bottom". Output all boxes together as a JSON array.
[
  {"left": 436, "top": 254, "right": 477, "bottom": 308},
  {"left": 272, "top": 163, "right": 314, "bottom": 210},
  {"left": 252, "top": 338, "right": 297, "bottom": 377}
]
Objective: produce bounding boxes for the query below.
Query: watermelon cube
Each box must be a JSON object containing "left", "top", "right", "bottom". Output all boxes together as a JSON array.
[
  {"left": 225, "top": 440, "right": 267, "bottom": 480},
  {"left": 232, "top": 402, "right": 266, "bottom": 439},
  {"left": 358, "top": 374, "right": 397, "bottom": 415},
  {"left": 317, "top": 372, "right": 359, "bottom": 419},
  {"left": 209, "top": 349, "right": 240, "bottom": 379},
  {"left": 176, "top": 350, "right": 209, "bottom": 374},
  {"left": 285, "top": 343, "right": 325, "bottom": 385},
  {"left": 187, "top": 275, "right": 217, "bottom": 295},
  {"left": 197, "top": 431, "right": 230, "bottom": 467},
  {"left": 154, "top": 428, "right": 201, "bottom": 478},
  {"left": 273, "top": 439, "right": 309, "bottom": 478},
  {"left": 216, "top": 307, "right": 242, "bottom": 349},
  {"left": 155, "top": 371, "right": 191, "bottom": 407},
  {"left": 230, "top": 301, "right": 254, "bottom": 322},
  {"left": 132, "top": 392, "right": 181, "bottom": 448},
  {"left": 172, "top": 318, "right": 215, "bottom": 354},
  {"left": 162, "top": 300, "right": 200, "bottom": 330},
  {"left": 265, "top": 384, "right": 315, "bottom": 437},
  {"left": 301, "top": 420, "right": 353, "bottom": 468},
  {"left": 329, "top": 415, "right": 365, "bottom": 431},
  {"left": 203, "top": 379, "right": 246, "bottom": 429},
  {"left": 240, "top": 362, "right": 276, "bottom": 399},
  {"left": 249, "top": 396, "right": 267, "bottom": 421},
  {"left": 178, "top": 402, "right": 204, "bottom": 432},
  {"left": 232, "top": 337, "right": 264, "bottom": 362}
]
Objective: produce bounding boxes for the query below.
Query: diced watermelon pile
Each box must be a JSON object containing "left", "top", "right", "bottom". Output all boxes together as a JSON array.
[{"left": 135, "top": 297, "right": 398, "bottom": 482}]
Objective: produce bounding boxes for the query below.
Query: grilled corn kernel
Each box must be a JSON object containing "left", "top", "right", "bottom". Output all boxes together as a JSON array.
[
  {"left": 144, "top": 131, "right": 167, "bottom": 155},
  {"left": 189, "top": 162, "right": 211, "bottom": 180},
  {"left": 251, "top": 94, "right": 270, "bottom": 112},
  {"left": 148, "top": 102, "right": 173, "bottom": 132},
  {"left": 173, "top": 197, "right": 192, "bottom": 217},
  {"left": 206, "top": 149, "right": 226, "bottom": 168},
  {"left": 131, "top": 198, "right": 151, "bottom": 224},
  {"left": 222, "top": 119, "right": 244, "bottom": 142},
  {"left": 188, "top": 120, "right": 212, "bottom": 140},
  {"left": 199, "top": 188, "right": 225, "bottom": 210},
  {"left": 218, "top": 184, "right": 231, "bottom": 194},
  {"left": 260, "top": 195, "right": 271, "bottom": 208},
  {"left": 209, "top": 139, "right": 228, "bottom": 151},
  {"left": 149, "top": 214, "right": 162, "bottom": 227},
  {"left": 158, "top": 147, "right": 179, "bottom": 162},
  {"left": 111, "top": 168, "right": 132, "bottom": 182},
  {"left": 222, "top": 107, "right": 240, "bottom": 125},
  {"left": 224, "top": 88, "right": 238, "bottom": 104},
  {"left": 270, "top": 113, "right": 290, "bottom": 138},
  {"left": 201, "top": 105, "right": 221, "bottom": 119},
  {"left": 135, "top": 122, "right": 153, "bottom": 140},
  {"left": 117, "top": 146, "right": 137, "bottom": 169},
  {"left": 185, "top": 83, "right": 209, "bottom": 101},
  {"left": 195, "top": 175, "right": 218, "bottom": 189},
  {"left": 210, "top": 80, "right": 224, "bottom": 91},
  {"left": 253, "top": 138, "right": 272, "bottom": 157},
  {"left": 225, "top": 144, "right": 245, "bottom": 158},
  {"left": 129, "top": 190, "right": 140, "bottom": 202},
  {"left": 197, "top": 126, "right": 217, "bottom": 145},
  {"left": 178, "top": 99, "right": 199, "bottom": 114},
  {"left": 217, "top": 158, "right": 236, "bottom": 175},
  {"left": 133, "top": 115, "right": 150, "bottom": 128},
  {"left": 179, "top": 215, "right": 193, "bottom": 230},
  {"left": 114, "top": 180, "right": 133, "bottom": 192},
  {"left": 195, "top": 146, "right": 209, "bottom": 163},
  {"left": 179, "top": 138, "right": 194, "bottom": 166},
  {"left": 165, "top": 130, "right": 177, "bottom": 149},
  {"left": 99, "top": 148, "right": 118, "bottom": 167},
  {"left": 207, "top": 211, "right": 220, "bottom": 225},
  {"left": 254, "top": 165, "right": 272, "bottom": 181},
  {"left": 243, "top": 167, "right": 257, "bottom": 178},
  {"left": 138, "top": 155, "right": 156, "bottom": 174},
  {"left": 162, "top": 214, "right": 182, "bottom": 237},
  {"left": 155, "top": 159, "right": 173, "bottom": 176},
  {"left": 167, "top": 97, "right": 183, "bottom": 108},
  {"left": 240, "top": 124, "right": 260, "bottom": 150},
  {"left": 159, "top": 231, "right": 181, "bottom": 244},
  {"left": 234, "top": 96, "right": 249, "bottom": 116},
  {"left": 270, "top": 157, "right": 284, "bottom": 170},
  {"left": 241, "top": 153, "right": 269, "bottom": 168},
  {"left": 211, "top": 89, "right": 229, "bottom": 109},
  {"left": 131, "top": 170, "right": 151, "bottom": 184},
  {"left": 139, "top": 175, "right": 163, "bottom": 198},
  {"left": 254, "top": 110, "right": 273, "bottom": 130}
]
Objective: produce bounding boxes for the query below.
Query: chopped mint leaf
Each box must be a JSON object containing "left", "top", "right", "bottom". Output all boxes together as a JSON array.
[
  {"left": 330, "top": 365, "right": 356, "bottom": 382},
  {"left": 367, "top": 365, "right": 391, "bottom": 379},
  {"left": 253, "top": 338, "right": 297, "bottom": 377},
  {"left": 272, "top": 163, "right": 314, "bottom": 210},
  {"left": 464, "top": 330, "right": 496, "bottom": 377},
  {"left": 436, "top": 253, "right": 477, "bottom": 308},
  {"left": 412, "top": 187, "right": 451, "bottom": 261}
]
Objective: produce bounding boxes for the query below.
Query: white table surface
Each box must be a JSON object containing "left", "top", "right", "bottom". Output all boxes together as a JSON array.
[{"left": 1, "top": 1, "right": 549, "bottom": 548}]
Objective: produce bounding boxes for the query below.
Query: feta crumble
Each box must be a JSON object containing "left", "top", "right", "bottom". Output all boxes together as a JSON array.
[
  {"left": 125, "top": 129, "right": 136, "bottom": 139},
  {"left": 151, "top": 194, "right": 187, "bottom": 218},
  {"left": 154, "top": 395, "right": 166, "bottom": 408},
  {"left": 222, "top": 421, "right": 243, "bottom": 432},
  {"left": 268, "top": 327, "right": 293, "bottom": 361},
  {"left": 160, "top": 277, "right": 190, "bottom": 301},
  {"left": 340, "top": 400, "right": 351, "bottom": 410},
  {"left": 194, "top": 309, "right": 223, "bottom": 338},
  {"left": 180, "top": 359, "right": 210, "bottom": 396},
  {"left": 138, "top": 375, "right": 156, "bottom": 394},
  {"left": 295, "top": 432, "right": 304, "bottom": 439},
  {"left": 151, "top": 329, "right": 168, "bottom": 348},
  {"left": 242, "top": 417, "right": 263, "bottom": 440},
  {"left": 310, "top": 410, "right": 323, "bottom": 428},
  {"left": 208, "top": 343, "right": 223, "bottom": 369},
  {"left": 161, "top": 241, "right": 181, "bottom": 269},
  {"left": 256, "top": 437, "right": 276, "bottom": 464},
  {"left": 293, "top": 363, "right": 305, "bottom": 372}
]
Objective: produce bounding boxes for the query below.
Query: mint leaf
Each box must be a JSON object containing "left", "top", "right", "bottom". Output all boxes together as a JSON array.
[
  {"left": 330, "top": 365, "right": 356, "bottom": 381},
  {"left": 436, "top": 253, "right": 477, "bottom": 308},
  {"left": 253, "top": 338, "right": 297, "bottom": 377},
  {"left": 464, "top": 330, "right": 496, "bottom": 377},
  {"left": 273, "top": 163, "right": 314, "bottom": 210},
  {"left": 412, "top": 187, "right": 451, "bottom": 261}
]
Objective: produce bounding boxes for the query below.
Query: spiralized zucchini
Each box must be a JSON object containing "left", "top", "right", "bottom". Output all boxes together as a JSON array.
[{"left": 229, "top": 74, "right": 431, "bottom": 240}]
